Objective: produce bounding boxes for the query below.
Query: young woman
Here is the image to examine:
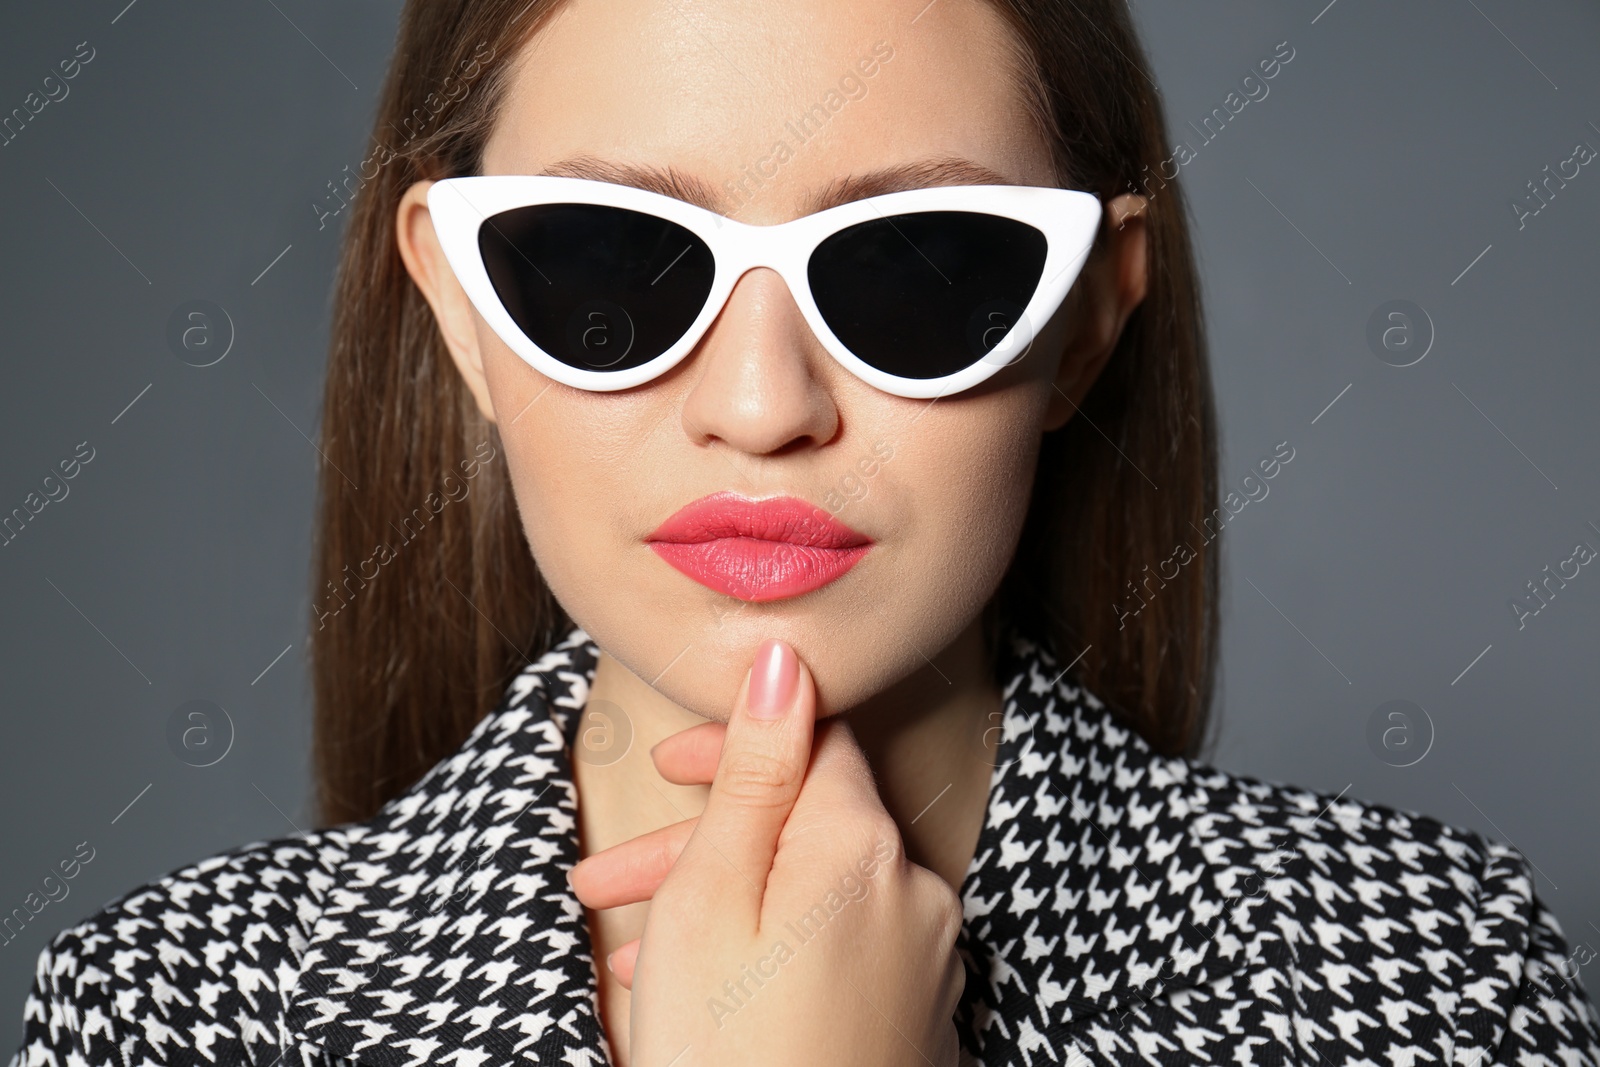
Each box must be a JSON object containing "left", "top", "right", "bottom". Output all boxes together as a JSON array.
[{"left": 11, "top": 1, "right": 1599, "bottom": 1065}]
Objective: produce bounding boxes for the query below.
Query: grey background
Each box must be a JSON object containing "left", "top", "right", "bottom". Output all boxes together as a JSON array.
[{"left": 2, "top": 0, "right": 1597, "bottom": 1047}]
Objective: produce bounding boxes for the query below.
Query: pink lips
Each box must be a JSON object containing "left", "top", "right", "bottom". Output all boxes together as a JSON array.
[{"left": 646, "top": 492, "right": 873, "bottom": 602}]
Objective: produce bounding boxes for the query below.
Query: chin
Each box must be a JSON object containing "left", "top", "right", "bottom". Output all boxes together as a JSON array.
[{"left": 570, "top": 585, "right": 927, "bottom": 722}]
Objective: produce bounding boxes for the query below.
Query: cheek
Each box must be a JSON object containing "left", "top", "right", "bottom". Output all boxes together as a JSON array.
[
  {"left": 893, "top": 393, "right": 1047, "bottom": 607},
  {"left": 475, "top": 328, "right": 653, "bottom": 597}
]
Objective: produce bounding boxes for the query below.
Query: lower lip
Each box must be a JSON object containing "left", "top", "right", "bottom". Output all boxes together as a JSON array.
[{"left": 648, "top": 538, "right": 870, "bottom": 602}]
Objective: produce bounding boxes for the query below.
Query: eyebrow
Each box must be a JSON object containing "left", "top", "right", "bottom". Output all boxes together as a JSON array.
[{"left": 537, "top": 155, "right": 1018, "bottom": 216}]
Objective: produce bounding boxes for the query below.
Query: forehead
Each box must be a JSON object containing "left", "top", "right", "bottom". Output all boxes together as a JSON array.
[{"left": 482, "top": 0, "right": 1055, "bottom": 222}]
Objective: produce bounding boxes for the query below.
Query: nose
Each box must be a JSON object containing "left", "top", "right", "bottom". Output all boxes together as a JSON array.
[{"left": 678, "top": 266, "right": 841, "bottom": 456}]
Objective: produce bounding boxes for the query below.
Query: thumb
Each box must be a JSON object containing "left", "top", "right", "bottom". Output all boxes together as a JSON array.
[{"left": 665, "top": 637, "right": 814, "bottom": 927}]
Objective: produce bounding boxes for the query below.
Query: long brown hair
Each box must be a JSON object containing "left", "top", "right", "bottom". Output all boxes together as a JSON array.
[{"left": 310, "top": 0, "right": 1219, "bottom": 826}]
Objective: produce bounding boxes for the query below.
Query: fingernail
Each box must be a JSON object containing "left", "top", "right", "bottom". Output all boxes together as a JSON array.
[
  {"left": 748, "top": 639, "right": 798, "bottom": 720},
  {"left": 604, "top": 950, "right": 616, "bottom": 974},
  {"left": 565, "top": 866, "right": 576, "bottom": 889}
]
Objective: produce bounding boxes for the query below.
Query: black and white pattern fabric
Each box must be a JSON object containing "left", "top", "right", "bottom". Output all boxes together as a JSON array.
[{"left": 11, "top": 622, "right": 1600, "bottom": 1066}]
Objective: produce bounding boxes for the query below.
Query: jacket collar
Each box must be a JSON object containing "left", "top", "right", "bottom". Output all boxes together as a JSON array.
[
  {"left": 950, "top": 629, "right": 1283, "bottom": 1061},
  {"left": 282, "top": 624, "right": 1276, "bottom": 1066}
]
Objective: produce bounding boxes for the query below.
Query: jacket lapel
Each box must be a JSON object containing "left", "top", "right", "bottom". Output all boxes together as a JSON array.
[
  {"left": 282, "top": 625, "right": 609, "bottom": 1067},
  {"left": 955, "top": 627, "right": 1282, "bottom": 1061}
]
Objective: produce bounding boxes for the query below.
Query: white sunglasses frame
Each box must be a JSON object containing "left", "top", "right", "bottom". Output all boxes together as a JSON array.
[{"left": 427, "top": 175, "right": 1103, "bottom": 400}]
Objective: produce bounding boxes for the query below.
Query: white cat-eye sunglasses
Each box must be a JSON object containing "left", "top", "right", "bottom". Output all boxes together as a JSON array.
[{"left": 427, "top": 175, "right": 1102, "bottom": 400}]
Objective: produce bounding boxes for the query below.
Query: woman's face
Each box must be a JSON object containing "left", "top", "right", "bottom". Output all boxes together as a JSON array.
[{"left": 400, "top": 0, "right": 1144, "bottom": 720}]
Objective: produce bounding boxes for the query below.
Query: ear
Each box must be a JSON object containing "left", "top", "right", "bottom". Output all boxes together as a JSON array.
[
  {"left": 1042, "top": 193, "right": 1149, "bottom": 432},
  {"left": 395, "top": 181, "right": 499, "bottom": 424}
]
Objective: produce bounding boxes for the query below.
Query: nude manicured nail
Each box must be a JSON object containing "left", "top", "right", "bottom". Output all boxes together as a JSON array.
[{"left": 748, "top": 639, "right": 798, "bottom": 719}]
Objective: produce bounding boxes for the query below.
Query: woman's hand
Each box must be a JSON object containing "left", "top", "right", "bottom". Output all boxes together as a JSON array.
[{"left": 569, "top": 638, "right": 965, "bottom": 1067}]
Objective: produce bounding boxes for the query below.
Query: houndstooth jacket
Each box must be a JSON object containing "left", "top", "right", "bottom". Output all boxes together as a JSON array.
[{"left": 11, "top": 622, "right": 1600, "bottom": 1067}]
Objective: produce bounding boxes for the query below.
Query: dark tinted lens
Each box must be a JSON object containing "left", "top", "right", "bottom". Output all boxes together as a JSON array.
[
  {"left": 808, "top": 211, "right": 1047, "bottom": 380},
  {"left": 478, "top": 204, "right": 715, "bottom": 373}
]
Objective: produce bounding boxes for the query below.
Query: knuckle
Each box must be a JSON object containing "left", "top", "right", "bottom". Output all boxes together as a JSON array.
[
  {"left": 829, "top": 812, "right": 901, "bottom": 877},
  {"left": 632, "top": 830, "right": 677, "bottom": 879},
  {"left": 856, "top": 812, "right": 903, "bottom": 859},
  {"left": 916, "top": 869, "right": 965, "bottom": 944},
  {"left": 937, "top": 892, "right": 965, "bottom": 945},
  {"left": 716, "top": 747, "right": 795, "bottom": 802},
  {"left": 949, "top": 954, "right": 968, "bottom": 1001}
]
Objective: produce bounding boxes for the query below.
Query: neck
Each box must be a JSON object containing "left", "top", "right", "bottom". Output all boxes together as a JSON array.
[{"left": 572, "top": 614, "right": 1002, "bottom": 892}]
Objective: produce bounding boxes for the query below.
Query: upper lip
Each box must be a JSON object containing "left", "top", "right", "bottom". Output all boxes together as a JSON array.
[{"left": 647, "top": 491, "right": 872, "bottom": 548}]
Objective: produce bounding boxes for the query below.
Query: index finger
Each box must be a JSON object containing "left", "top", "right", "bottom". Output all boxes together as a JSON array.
[{"left": 661, "top": 638, "right": 816, "bottom": 928}]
